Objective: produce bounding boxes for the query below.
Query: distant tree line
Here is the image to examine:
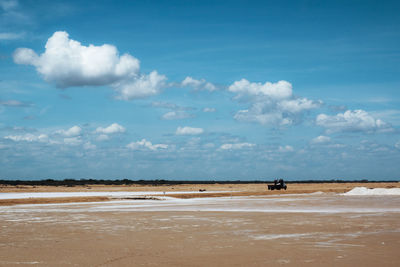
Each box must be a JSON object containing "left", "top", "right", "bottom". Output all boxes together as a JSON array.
[{"left": 0, "top": 178, "right": 397, "bottom": 186}]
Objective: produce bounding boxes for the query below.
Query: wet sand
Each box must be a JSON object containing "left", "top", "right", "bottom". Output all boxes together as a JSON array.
[{"left": 1, "top": 190, "right": 399, "bottom": 266}]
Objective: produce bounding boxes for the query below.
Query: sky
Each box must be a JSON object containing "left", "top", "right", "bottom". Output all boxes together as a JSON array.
[{"left": 1, "top": 0, "right": 400, "bottom": 180}]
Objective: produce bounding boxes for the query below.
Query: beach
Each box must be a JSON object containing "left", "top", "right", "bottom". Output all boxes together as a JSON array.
[{"left": 0, "top": 183, "right": 399, "bottom": 266}]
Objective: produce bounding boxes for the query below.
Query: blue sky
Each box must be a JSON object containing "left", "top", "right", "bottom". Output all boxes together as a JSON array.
[{"left": 1, "top": 0, "right": 399, "bottom": 180}]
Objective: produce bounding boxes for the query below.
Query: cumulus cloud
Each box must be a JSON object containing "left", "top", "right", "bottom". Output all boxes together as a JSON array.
[
  {"left": 95, "top": 123, "right": 125, "bottom": 134},
  {"left": 278, "top": 145, "right": 294, "bottom": 152},
  {"left": 96, "top": 134, "right": 110, "bottom": 142},
  {"left": 152, "top": 101, "right": 194, "bottom": 120},
  {"left": 56, "top": 125, "right": 81, "bottom": 137},
  {"left": 4, "top": 130, "right": 84, "bottom": 146},
  {"left": 278, "top": 98, "right": 321, "bottom": 113},
  {"left": 13, "top": 47, "right": 38, "bottom": 64},
  {"left": 126, "top": 139, "right": 168, "bottom": 151},
  {"left": 115, "top": 71, "right": 167, "bottom": 100},
  {"left": 311, "top": 135, "right": 331, "bottom": 144},
  {"left": 13, "top": 31, "right": 139, "bottom": 87},
  {"left": 229, "top": 79, "right": 292, "bottom": 99},
  {"left": 162, "top": 111, "right": 192, "bottom": 120},
  {"left": 316, "top": 109, "right": 393, "bottom": 133},
  {"left": 63, "top": 137, "right": 81, "bottom": 146},
  {"left": 228, "top": 79, "right": 321, "bottom": 126},
  {"left": 13, "top": 31, "right": 166, "bottom": 100},
  {"left": 203, "top": 107, "right": 216, "bottom": 113},
  {"left": 234, "top": 103, "right": 290, "bottom": 126},
  {"left": 181, "top": 76, "right": 217, "bottom": 91},
  {"left": 176, "top": 126, "right": 204, "bottom": 135},
  {"left": 370, "top": 109, "right": 400, "bottom": 126},
  {"left": 4, "top": 133, "right": 48, "bottom": 142},
  {"left": 220, "top": 142, "right": 255, "bottom": 150},
  {"left": 83, "top": 141, "right": 96, "bottom": 150}
]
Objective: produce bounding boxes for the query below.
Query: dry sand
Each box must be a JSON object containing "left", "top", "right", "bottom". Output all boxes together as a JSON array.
[{"left": 0, "top": 183, "right": 399, "bottom": 266}]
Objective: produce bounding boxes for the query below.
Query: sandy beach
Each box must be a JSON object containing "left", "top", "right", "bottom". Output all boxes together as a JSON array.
[{"left": 1, "top": 183, "right": 399, "bottom": 266}]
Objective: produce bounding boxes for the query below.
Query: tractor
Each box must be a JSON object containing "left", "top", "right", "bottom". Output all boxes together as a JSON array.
[{"left": 268, "top": 179, "right": 287, "bottom": 190}]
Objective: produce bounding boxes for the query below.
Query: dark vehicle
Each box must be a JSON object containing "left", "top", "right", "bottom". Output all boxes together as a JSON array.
[{"left": 268, "top": 179, "right": 287, "bottom": 190}]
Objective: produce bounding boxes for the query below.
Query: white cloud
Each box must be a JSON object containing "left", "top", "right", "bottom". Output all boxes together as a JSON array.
[
  {"left": 4, "top": 133, "right": 48, "bottom": 142},
  {"left": 234, "top": 103, "right": 288, "bottom": 126},
  {"left": 203, "top": 107, "right": 216, "bottom": 113},
  {"left": 229, "top": 79, "right": 321, "bottom": 126},
  {"left": 370, "top": 109, "right": 400, "bottom": 126},
  {"left": 56, "top": 125, "right": 81, "bottom": 137},
  {"left": 395, "top": 141, "right": 400, "bottom": 150},
  {"left": 115, "top": 71, "right": 167, "bottom": 100},
  {"left": 83, "top": 142, "right": 96, "bottom": 150},
  {"left": 96, "top": 134, "right": 109, "bottom": 142},
  {"left": 0, "top": 32, "right": 24, "bottom": 40},
  {"left": 63, "top": 137, "right": 81, "bottom": 146},
  {"left": 181, "top": 76, "right": 217, "bottom": 91},
  {"left": 176, "top": 126, "right": 204, "bottom": 135},
  {"left": 95, "top": 123, "right": 125, "bottom": 134},
  {"left": 311, "top": 135, "right": 331, "bottom": 144},
  {"left": 13, "top": 31, "right": 140, "bottom": 88},
  {"left": 13, "top": 47, "right": 38, "bottom": 64},
  {"left": 278, "top": 145, "right": 294, "bottom": 152},
  {"left": 316, "top": 109, "right": 393, "bottom": 133},
  {"left": 13, "top": 31, "right": 167, "bottom": 100},
  {"left": 220, "top": 142, "right": 255, "bottom": 150},
  {"left": 162, "top": 111, "right": 192, "bottom": 120},
  {"left": 228, "top": 79, "right": 292, "bottom": 99},
  {"left": 152, "top": 101, "right": 194, "bottom": 119},
  {"left": 0, "top": 99, "right": 30, "bottom": 107},
  {"left": 278, "top": 98, "right": 321, "bottom": 113},
  {"left": 126, "top": 139, "right": 168, "bottom": 151}
]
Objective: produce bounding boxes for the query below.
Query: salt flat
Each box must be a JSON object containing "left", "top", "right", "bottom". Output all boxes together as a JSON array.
[
  {"left": 1, "top": 189, "right": 399, "bottom": 266},
  {"left": 0, "top": 191, "right": 226, "bottom": 200}
]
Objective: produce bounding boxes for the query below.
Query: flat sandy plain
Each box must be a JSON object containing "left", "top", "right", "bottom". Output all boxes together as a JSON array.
[{"left": 0, "top": 183, "right": 399, "bottom": 266}]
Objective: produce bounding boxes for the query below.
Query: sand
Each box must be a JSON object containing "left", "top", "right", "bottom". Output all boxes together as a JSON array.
[
  {"left": 1, "top": 182, "right": 399, "bottom": 205},
  {"left": 0, "top": 183, "right": 399, "bottom": 266}
]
